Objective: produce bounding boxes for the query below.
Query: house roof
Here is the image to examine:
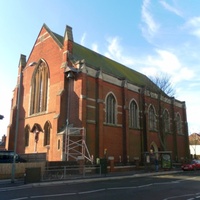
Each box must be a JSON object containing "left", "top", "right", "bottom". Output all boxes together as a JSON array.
[
  {"left": 189, "top": 133, "right": 200, "bottom": 145},
  {"left": 45, "top": 24, "right": 160, "bottom": 92}
]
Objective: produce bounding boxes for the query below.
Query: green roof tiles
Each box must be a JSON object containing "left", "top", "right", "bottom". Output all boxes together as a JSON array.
[{"left": 73, "top": 42, "right": 152, "bottom": 87}]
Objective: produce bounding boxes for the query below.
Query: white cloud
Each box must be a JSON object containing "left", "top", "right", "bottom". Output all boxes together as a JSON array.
[
  {"left": 91, "top": 43, "right": 99, "bottom": 53},
  {"left": 185, "top": 17, "right": 200, "bottom": 38},
  {"left": 159, "top": 0, "right": 183, "bottom": 17},
  {"left": 139, "top": 49, "right": 195, "bottom": 85},
  {"left": 189, "top": 81, "right": 200, "bottom": 88},
  {"left": 172, "top": 67, "right": 194, "bottom": 83},
  {"left": 177, "top": 90, "right": 200, "bottom": 133},
  {"left": 140, "top": 66, "right": 157, "bottom": 77},
  {"left": 187, "top": 17, "right": 200, "bottom": 27},
  {"left": 153, "top": 49, "right": 181, "bottom": 72},
  {"left": 141, "top": 0, "right": 160, "bottom": 39},
  {"left": 80, "top": 32, "right": 87, "bottom": 46},
  {"left": 140, "top": 49, "right": 180, "bottom": 74},
  {"left": 105, "top": 37, "right": 122, "bottom": 59},
  {"left": 104, "top": 37, "right": 135, "bottom": 66}
]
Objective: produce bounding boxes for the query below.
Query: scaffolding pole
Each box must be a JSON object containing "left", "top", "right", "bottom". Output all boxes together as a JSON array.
[{"left": 64, "top": 127, "right": 93, "bottom": 163}]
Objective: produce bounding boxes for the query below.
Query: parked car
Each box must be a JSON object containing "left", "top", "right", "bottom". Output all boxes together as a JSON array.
[
  {"left": 181, "top": 160, "right": 200, "bottom": 171},
  {"left": 0, "top": 151, "right": 26, "bottom": 163}
]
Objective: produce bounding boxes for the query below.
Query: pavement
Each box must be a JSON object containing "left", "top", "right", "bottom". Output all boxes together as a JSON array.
[{"left": 0, "top": 168, "right": 182, "bottom": 190}]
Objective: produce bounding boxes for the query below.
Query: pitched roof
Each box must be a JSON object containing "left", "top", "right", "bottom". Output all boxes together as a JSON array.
[
  {"left": 189, "top": 133, "right": 200, "bottom": 145},
  {"left": 72, "top": 42, "right": 153, "bottom": 87},
  {"left": 48, "top": 25, "right": 159, "bottom": 91}
]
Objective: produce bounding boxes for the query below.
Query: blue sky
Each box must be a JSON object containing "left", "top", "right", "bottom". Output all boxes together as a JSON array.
[{"left": 0, "top": 0, "right": 200, "bottom": 138}]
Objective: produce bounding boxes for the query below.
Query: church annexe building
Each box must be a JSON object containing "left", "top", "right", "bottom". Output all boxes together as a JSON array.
[{"left": 6, "top": 24, "right": 190, "bottom": 165}]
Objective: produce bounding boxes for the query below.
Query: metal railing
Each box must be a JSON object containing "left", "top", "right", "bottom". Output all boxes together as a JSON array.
[{"left": 42, "top": 165, "right": 102, "bottom": 181}]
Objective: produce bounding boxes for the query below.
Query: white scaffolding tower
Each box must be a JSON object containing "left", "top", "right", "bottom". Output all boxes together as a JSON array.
[{"left": 64, "top": 127, "right": 93, "bottom": 163}]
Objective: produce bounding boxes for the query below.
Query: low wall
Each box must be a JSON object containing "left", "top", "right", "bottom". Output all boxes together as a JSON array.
[
  {"left": 20, "top": 153, "right": 46, "bottom": 162},
  {"left": 0, "top": 162, "right": 46, "bottom": 179}
]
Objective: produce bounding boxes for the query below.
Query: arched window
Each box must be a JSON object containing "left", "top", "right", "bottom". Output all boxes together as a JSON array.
[
  {"left": 149, "top": 105, "right": 157, "bottom": 131},
  {"left": 163, "top": 110, "right": 170, "bottom": 133},
  {"left": 129, "top": 100, "right": 138, "bottom": 128},
  {"left": 44, "top": 121, "right": 51, "bottom": 146},
  {"left": 176, "top": 113, "right": 182, "bottom": 134},
  {"left": 106, "top": 93, "right": 116, "bottom": 124},
  {"left": 58, "top": 139, "right": 60, "bottom": 150},
  {"left": 30, "top": 60, "right": 49, "bottom": 115},
  {"left": 24, "top": 125, "right": 30, "bottom": 147}
]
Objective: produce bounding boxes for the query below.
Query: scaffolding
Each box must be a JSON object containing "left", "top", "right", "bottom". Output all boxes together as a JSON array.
[{"left": 64, "top": 127, "right": 93, "bottom": 163}]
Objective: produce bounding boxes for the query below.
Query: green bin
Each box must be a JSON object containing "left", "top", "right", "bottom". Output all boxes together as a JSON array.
[
  {"left": 24, "top": 167, "right": 41, "bottom": 184},
  {"left": 100, "top": 158, "right": 107, "bottom": 174},
  {"left": 161, "top": 153, "right": 172, "bottom": 169}
]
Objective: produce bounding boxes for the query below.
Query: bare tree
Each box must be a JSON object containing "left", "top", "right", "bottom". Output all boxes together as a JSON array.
[
  {"left": 147, "top": 73, "right": 176, "bottom": 151},
  {"left": 149, "top": 72, "right": 175, "bottom": 97}
]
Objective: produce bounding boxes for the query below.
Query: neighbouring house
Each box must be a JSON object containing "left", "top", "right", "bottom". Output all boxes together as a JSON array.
[
  {"left": 0, "top": 135, "right": 6, "bottom": 150},
  {"left": 189, "top": 133, "right": 200, "bottom": 159},
  {"left": 5, "top": 24, "right": 190, "bottom": 164}
]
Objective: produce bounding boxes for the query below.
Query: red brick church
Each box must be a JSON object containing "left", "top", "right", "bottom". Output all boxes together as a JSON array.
[{"left": 6, "top": 24, "right": 190, "bottom": 164}]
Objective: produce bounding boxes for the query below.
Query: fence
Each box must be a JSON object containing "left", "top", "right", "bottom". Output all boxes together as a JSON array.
[
  {"left": 0, "top": 162, "right": 46, "bottom": 179},
  {"left": 42, "top": 165, "right": 102, "bottom": 181}
]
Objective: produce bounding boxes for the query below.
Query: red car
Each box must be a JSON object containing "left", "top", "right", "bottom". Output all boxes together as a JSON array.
[{"left": 181, "top": 160, "right": 200, "bottom": 171}]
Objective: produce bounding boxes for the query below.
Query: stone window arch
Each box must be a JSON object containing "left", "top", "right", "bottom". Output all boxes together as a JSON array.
[
  {"left": 129, "top": 99, "right": 139, "bottom": 128},
  {"left": 30, "top": 59, "right": 49, "bottom": 115},
  {"left": 163, "top": 109, "right": 170, "bottom": 133},
  {"left": 44, "top": 121, "right": 51, "bottom": 146},
  {"left": 149, "top": 105, "right": 157, "bottom": 131},
  {"left": 24, "top": 124, "right": 30, "bottom": 147},
  {"left": 105, "top": 93, "right": 117, "bottom": 124},
  {"left": 57, "top": 139, "right": 60, "bottom": 150},
  {"left": 176, "top": 113, "right": 182, "bottom": 134}
]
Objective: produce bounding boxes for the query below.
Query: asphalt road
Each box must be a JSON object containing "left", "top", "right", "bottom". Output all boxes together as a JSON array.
[{"left": 1, "top": 171, "right": 200, "bottom": 200}]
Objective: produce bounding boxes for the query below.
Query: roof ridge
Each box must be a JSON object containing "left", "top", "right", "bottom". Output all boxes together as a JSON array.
[{"left": 42, "top": 24, "right": 63, "bottom": 48}]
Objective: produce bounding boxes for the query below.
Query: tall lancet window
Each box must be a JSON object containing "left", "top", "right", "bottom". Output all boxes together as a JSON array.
[
  {"left": 176, "top": 113, "right": 182, "bottom": 134},
  {"left": 24, "top": 125, "right": 30, "bottom": 147},
  {"left": 30, "top": 60, "right": 49, "bottom": 115},
  {"left": 44, "top": 121, "right": 51, "bottom": 146},
  {"left": 163, "top": 110, "right": 170, "bottom": 133},
  {"left": 106, "top": 93, "right": 116, "bottom": 124},
  {"left": 129, "top": 100, "right": 138, "bottom": 128},
  {"left": 149, "top": 105, "right": 157, "bottom": 131}
]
